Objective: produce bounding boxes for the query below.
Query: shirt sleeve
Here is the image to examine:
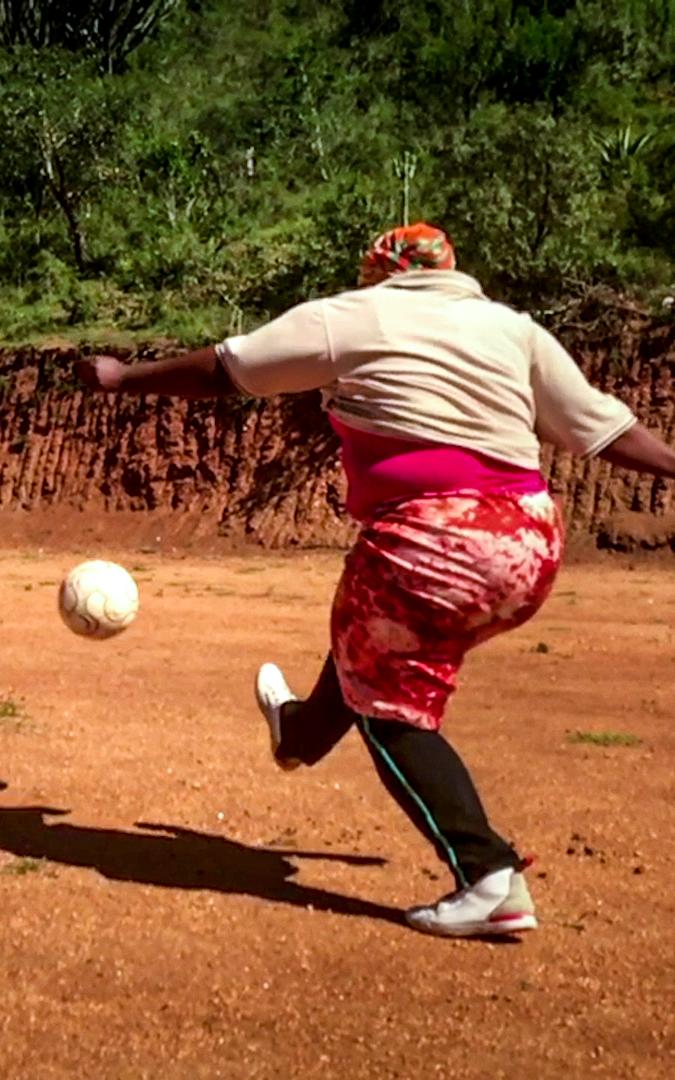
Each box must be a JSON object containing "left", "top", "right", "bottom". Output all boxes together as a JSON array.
[
  {"left": 530, "top": 322, "right": 637, "bottom": 456},
  {"left": 214, "top": 299, "right": 335, "bottom": 397}
]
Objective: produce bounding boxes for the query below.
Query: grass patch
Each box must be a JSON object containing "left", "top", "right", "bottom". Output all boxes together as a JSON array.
[
  {"left": 531, "top": 641, "right": 551, "bottom": 654},
  {"left": 567, "top": 730, "right": 642, "bottom": 748},
  {"left": 0, "top": 694, "right": 36, "bottom": 733},
  {"left": 1, "top": 857, "right": 45, "bottom": 876},
  {"left": 0, "top": 695, "right": 23, "bottom": 721}
]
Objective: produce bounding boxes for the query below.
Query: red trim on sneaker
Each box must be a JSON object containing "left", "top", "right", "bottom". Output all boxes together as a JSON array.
[{"left": 488, "top": 911, "right": 530, "bottom": 923}]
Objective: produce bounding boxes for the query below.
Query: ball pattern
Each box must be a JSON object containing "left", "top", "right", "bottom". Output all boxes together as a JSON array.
[{"left": 58, "top": 560, "right": 139, "bottom": 640}]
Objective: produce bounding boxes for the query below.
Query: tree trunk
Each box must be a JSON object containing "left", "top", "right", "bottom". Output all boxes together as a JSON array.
[{"left": 39, "top": 134, "right": 88, "bottom": 272}]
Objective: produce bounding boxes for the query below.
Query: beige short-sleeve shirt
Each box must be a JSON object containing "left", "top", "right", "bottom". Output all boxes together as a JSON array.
[{"left": 215, "top": 270, "right": 635, "bottom": 469}]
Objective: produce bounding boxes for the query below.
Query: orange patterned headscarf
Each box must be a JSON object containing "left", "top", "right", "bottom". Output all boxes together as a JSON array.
[{"left": 358, "top": 222, "right": 456, "bottom": 286}]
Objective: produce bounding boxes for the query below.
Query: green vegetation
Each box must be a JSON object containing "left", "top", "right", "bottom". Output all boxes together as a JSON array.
[
  {"left": 0, "top": 694, "right": 23, "bottom": 720},
  {"left": 0, "top": 693, "right": 33, "bottom": 732},
  {"left": 0, "top": 857, "right": 46, "bottom": 876},
  {"left": 0, "top": 1, "right": 674, "bottom": 344},
  {"left": 567, "top": 730, "right": 642, "bottom": 747}
]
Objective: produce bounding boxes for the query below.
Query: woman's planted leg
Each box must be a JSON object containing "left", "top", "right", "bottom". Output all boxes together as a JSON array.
[{"left": 358, "top": 717, "right": 522, "bottom": 888}]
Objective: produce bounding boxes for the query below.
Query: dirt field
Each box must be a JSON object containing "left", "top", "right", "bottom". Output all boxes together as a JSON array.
[{"left": 1, "top": 548, "right": 673, "bottom": 1080}]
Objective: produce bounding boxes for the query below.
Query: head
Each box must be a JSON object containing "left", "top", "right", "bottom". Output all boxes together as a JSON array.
[{"left": 358, "top": 222, "right": 456, "bottom": 287}]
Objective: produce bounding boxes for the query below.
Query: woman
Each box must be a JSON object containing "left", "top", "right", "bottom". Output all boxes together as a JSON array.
[{"left": 76, "top": 223, "right": 675, "bottom": 937}]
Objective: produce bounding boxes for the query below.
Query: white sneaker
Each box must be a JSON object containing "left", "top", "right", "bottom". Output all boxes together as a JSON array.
[
  {"left": 405, "top": 868, "right": 538, "bottom": 937},
  {"left": 255, "top": 663, "right": 302, "bottom": 771}
]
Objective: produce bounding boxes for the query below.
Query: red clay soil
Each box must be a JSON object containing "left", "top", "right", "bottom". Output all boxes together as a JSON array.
[
  {"left": 1, "top": 551, "right": 674, "bottom": 1079},
  {"left": 0, "top": 293, "right": 674, "bottom": 553}
]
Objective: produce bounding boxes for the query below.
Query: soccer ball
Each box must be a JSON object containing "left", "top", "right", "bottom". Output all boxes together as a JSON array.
[{"left": 58, "top": 560, "right": 139, "bottom": 640}]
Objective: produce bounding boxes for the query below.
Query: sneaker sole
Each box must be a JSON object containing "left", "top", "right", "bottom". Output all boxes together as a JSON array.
[
  {"left": 274, "top": 751, "right": 302, "bottom": 772},
  {"left": 405, "top": 912, "right": 538, "bottom": 937}
]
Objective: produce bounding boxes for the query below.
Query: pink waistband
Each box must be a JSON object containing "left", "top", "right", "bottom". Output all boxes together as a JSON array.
[{"left": 329, "top": 416, "right": 546, "bottom": 520}]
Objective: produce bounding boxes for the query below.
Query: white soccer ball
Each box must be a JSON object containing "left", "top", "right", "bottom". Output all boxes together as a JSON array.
[{"left": 58, "top": 560, "right": 139, "bottom": 640}]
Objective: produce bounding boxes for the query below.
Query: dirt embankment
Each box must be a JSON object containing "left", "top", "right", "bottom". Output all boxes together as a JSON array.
[{"left": 0, "top": 294, "right": 674, "bottom": 552}]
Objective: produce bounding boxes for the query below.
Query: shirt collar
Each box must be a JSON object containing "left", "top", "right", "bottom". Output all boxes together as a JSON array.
[{"left": 377, "top": 269, "right": 486, "bottom": 300}]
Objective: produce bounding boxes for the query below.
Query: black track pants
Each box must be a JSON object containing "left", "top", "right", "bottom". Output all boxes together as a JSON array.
[{"left": 276, "top": 654, "right": 522, "bottom": 887}]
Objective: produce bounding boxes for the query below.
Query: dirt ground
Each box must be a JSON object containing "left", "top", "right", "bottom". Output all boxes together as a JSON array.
[{"left": 1, "top": 547, "right": 673, "bottom": 1080}]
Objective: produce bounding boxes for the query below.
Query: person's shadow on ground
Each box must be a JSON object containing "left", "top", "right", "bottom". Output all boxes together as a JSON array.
[{"left": 0, "top": 799, "right": 405, "bottom": 926}]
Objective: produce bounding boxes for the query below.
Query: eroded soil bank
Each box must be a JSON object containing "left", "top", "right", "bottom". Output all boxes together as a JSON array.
[{"left": 1, "top": 293, "right": 674, "bottom": 552}]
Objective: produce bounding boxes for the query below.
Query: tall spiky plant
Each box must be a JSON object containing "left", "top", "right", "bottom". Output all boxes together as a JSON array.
[{"left": 0, "top": 0, "right": 179, "bottom": 73}]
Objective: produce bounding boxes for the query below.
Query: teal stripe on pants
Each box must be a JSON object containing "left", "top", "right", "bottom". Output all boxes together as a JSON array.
[{"left": 360, "top": 717, "right": 468, "bottom": 889}]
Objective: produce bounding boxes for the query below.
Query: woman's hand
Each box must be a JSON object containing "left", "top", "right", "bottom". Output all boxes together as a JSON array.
[{"left": 74, "top": 355, "right": 125, "bottom": 392}]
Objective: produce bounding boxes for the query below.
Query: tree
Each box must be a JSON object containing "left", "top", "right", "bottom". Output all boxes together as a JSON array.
[
  {"left": 0, "top": 51, "right": 124, "bottom": 271},
  {"left": 0, "top": 0, "right": 179, "bottom": 73},
  {"left": 434, "top": 104, "right": 609, "bottom": 304}
]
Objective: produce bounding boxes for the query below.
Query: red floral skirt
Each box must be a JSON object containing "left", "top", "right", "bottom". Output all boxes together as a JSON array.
[{"left": 331, "top": 490, "right": 563, "bottom": 730}]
